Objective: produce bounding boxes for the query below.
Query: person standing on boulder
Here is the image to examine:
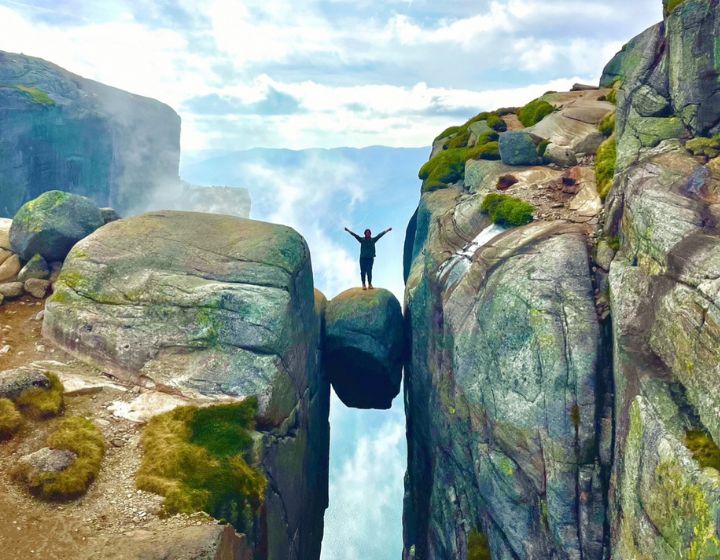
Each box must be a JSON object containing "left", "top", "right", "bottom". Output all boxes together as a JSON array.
[{"left": 344, "top": 226, "right": 392, "bottom": 290}]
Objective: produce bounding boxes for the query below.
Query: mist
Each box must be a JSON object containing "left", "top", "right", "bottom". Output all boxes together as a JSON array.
[{"left": 181, "top": 145, "right": 426, "bottom": 559}]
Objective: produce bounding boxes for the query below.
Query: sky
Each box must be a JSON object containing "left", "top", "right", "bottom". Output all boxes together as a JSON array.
[
  {"left": 0, "top": 1, "right": 664, "bottom": 559},
  {"left": 0, "top": 0, "right": 662, "bottom": 154}
]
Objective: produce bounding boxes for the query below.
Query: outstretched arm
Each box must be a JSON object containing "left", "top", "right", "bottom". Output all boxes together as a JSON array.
[
  {"left": 373, "top": 227, "right": 392, "bottom": 242},
  {"left": 344, "top": 227, "right": 362, "bottom": 242}
]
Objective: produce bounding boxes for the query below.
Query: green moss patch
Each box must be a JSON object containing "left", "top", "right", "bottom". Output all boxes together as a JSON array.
[
  {"left": 481, "top": 193, "right": 534, "bottom": 227},
  {"left": 517, "top": 98, "right": 555, "bottom": 127},
  {"left": 596, "top": 136, "right": 617, "bottom": 201},
  {"left": 136, "top": 399, "right": 265, "bottom": 532},
  {"left": 14, "top": 416, "right": 105, "bottom": 500},
  {"left": 420, "top": 142, "right": 500, "bottom": 193},
  {"left": 16, "top": 373, "right": 64, "bottom": 419},
  {"left": 468, "top": 529, "right": 492, "bottom": 560},
  {"left": 686, "top": 135, "right": 720, "bottom": 159},
  {"left": 598, "top": 112, "right": 616, "bottom": 137},
  {"left": 685, "top": 430, "right": 720, "bottom": 471},
  {"left": 664, "top": 0, "right": 687, "bottom": 17},
  {"left": 605, "top": 81, "right": 622, "bottom": 105},
  {"left": 0, "top": 399, "right": 22, "bottom": 440},
  {"left": 15, "top": 85, "right": 55, "bottom": 106}
]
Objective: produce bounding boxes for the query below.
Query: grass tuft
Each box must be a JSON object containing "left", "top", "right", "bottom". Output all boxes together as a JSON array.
[
  {"left": 598, "top": 112, "right": 616, "bottom": 137},
  {"left": 13, "top": 416, "right": 105, "bottom": 500},
  {"left": 606, "top": 81, "right": 621, "bottom": 105},
  {"left": 517, "top": 98, "right": 555, "bottom": 127},
  {"left": 468, "top": 528, "right": 492, "bottom": 560},
  {"left": 481, "top": 193, "right": 534, "bottom": 227},
  {"left": 685, "top": 430, "right": 720, "bottom": 471},
  {"left": 16, "top": 373, "right": 64, "bottom": 419},
  {"left": 0, "top": 399, "right": 22, "bottom": 440},
  {"left": 136, "top": 399, "right": 266, "bottom": 532},
  {"left": 420, "top": 142, "right": 500, "bottom": 193},
  {"left": 596, "top": 136, "right": 617, "bottom": 201},
  {"left": 15, "top": 85, "right": 55, "bottom": 106}
]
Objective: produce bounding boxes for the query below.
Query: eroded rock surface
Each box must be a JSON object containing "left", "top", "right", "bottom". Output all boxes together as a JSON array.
[
  {"left": 324, "top": 287, "right": 403, "bottom": 409},
  {"left": 43, "top": 210, "right": 330, "bottom": 560}
]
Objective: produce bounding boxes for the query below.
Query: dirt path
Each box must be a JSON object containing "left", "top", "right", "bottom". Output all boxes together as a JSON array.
[{"left": 0, "top": 296, "right": 219, "bottom": 558}]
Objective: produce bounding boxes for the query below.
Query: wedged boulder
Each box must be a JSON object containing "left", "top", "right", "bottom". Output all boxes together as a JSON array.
[
  {"left": 324, "top": 288, "right": 403, "bottom": 409},
  {"left": 42, "top": 210, "right": 329, "bottom": 559},
  {"left": 10, "top": 191, "right": 104, "bottom": 261},
  {"left": 499, "top": 131, "right": 541, "bottom": 166}
]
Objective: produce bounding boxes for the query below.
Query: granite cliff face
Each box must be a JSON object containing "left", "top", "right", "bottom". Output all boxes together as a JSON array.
[
  {"left": 0, "top": 51, "right": 181, "bottom": 217},
  {"left": 402, "top": 1, "right": 720, "bottom": 558}
]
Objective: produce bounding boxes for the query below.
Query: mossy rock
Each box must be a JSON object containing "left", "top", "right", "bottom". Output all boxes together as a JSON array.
[
  {"left": 480, "top": 193, "right": 534, "bottom": 227},
  {"left": 16, "top": 372, "right": 64, "bottom": 419},
  {"left": 10, "top": 190, "right": 104, "bottom": 261},
  {"left": 517, "top": 98, "right": 555, "bottom": 127},
  {"left": 13, "top": 416, "right": 105, "bottom": 500},
  {"left": 467, "top": 529, "right": 491, "bottom": 560},
  {"left": 15, "top": 85, "right": 55, "bottom": 106},
  {"left": 664, "top": 0, "right": 687, "bottom": 16},
  {"left": 685, "top": 135, "right": 720, "bottom": 158}
]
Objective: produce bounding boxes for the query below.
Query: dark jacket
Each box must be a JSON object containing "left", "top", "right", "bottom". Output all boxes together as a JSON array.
[{"left": 350, "top": 231, "right": 387, "bottom": 259}]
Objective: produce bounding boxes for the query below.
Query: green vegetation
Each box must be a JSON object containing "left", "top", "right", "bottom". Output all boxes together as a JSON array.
[
  {"left": 664, "top": 0, "right": 687, "bottom": 17},
  {"left": 517, "top": 98, "right": 555, "bottom": 127},
  {"left": 537, "top": 139, "right": 551, "bottom": 157},
  {"left": 420, "top": 142, "right": 500, "bottom": 193},
  {"left": 16, "top": 373, "right": 64, "bottom": 419},
  {"left": 136, "top": 399, "right": 266, "bottom": 532},
  {"left": 15, "top": 85, "right": 55, "bottom": 106},
  {"left": 685, "top": 135, "right": 720, "bottom": 159},
  {"left": 607, "top": 236, "right": 621, "bottom": 251},
  {"left": 685, "top": 430, "right": 720, "bottom": 471},
  {"left": 0, "top": 399, "right": 22, "bottom": 440},
  {"left": 606, "top": 81, "right": 622, "bottom": 105},
  {"left": 481, "top": 193, "right": 534, "bottom": 227},
  {"left": 13, "top": 416, "right": 105, "bottom": 500},
  {"left": 598, "top": 112, "right": 616, "bottom": 137},
  {"left": 435, "top": 126, "right": 461, "bottom": 142},
  {"left": 467, "top": 529, "right": 492, "bottom": 560},
  {"left": 596, "top": 136, "right": 617, "bottom": 200}
]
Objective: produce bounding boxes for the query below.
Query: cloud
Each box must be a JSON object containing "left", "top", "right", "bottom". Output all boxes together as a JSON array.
[
  {"left": 183, "top": 87, "right": 303, "bottom": 116},
  {"left": 0, "top": 0, "right": 663, "bottom": 152}
]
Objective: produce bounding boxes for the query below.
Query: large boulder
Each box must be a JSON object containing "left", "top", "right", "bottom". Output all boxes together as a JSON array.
[
  {"left": 43, "top": 211, "right": 330, "bottom": 559},
  {"left": 10, "top": 191, "right": 104, "bottom": 262},
  {"left": 498, "top": 131, "right": 541, "bottom": 166},
  {"left": 324, "top": 288, "right": 403, "bottom": 409}
]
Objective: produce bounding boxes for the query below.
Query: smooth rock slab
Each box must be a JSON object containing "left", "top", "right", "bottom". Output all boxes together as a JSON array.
[{"left": 324, "top": 288, "right": 403, "bottom": 409}]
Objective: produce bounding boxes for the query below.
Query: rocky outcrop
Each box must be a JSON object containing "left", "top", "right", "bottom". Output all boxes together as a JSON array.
[
  {"left": 403, "top": 189, "right": 609, "bottom": 558},
  {"left": 324, "top": 288, "right": 403, "bottom": 409},
  {"left": 0, "top": 51, "right": 180, "bottom": 217},
  {"left": 10, "top": 190, "right": 105, "bottom": 261},
  {"left": 43, "top": 211, "right": 329, "bottom": 560},
  {"left": 402, "top": 4, "right": 720, "bottom": 559}
]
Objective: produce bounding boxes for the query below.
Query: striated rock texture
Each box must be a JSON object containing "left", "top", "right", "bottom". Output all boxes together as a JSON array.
[
  {"left": 324, "top": 287, "right": 403, "bottom": 410},
  {"left": 403, "top": 181, "right": 609, "bottom": 558},
  {"left": 0, "top": 50, "right": 180, "bottom": 217},
  {"left": 43, "top": 211, "right": 329, "bottom": 560}
]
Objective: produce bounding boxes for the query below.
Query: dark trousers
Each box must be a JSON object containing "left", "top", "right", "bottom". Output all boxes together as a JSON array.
[{"left": 360, "top": 258, "right": 374, "bottom": 285}]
